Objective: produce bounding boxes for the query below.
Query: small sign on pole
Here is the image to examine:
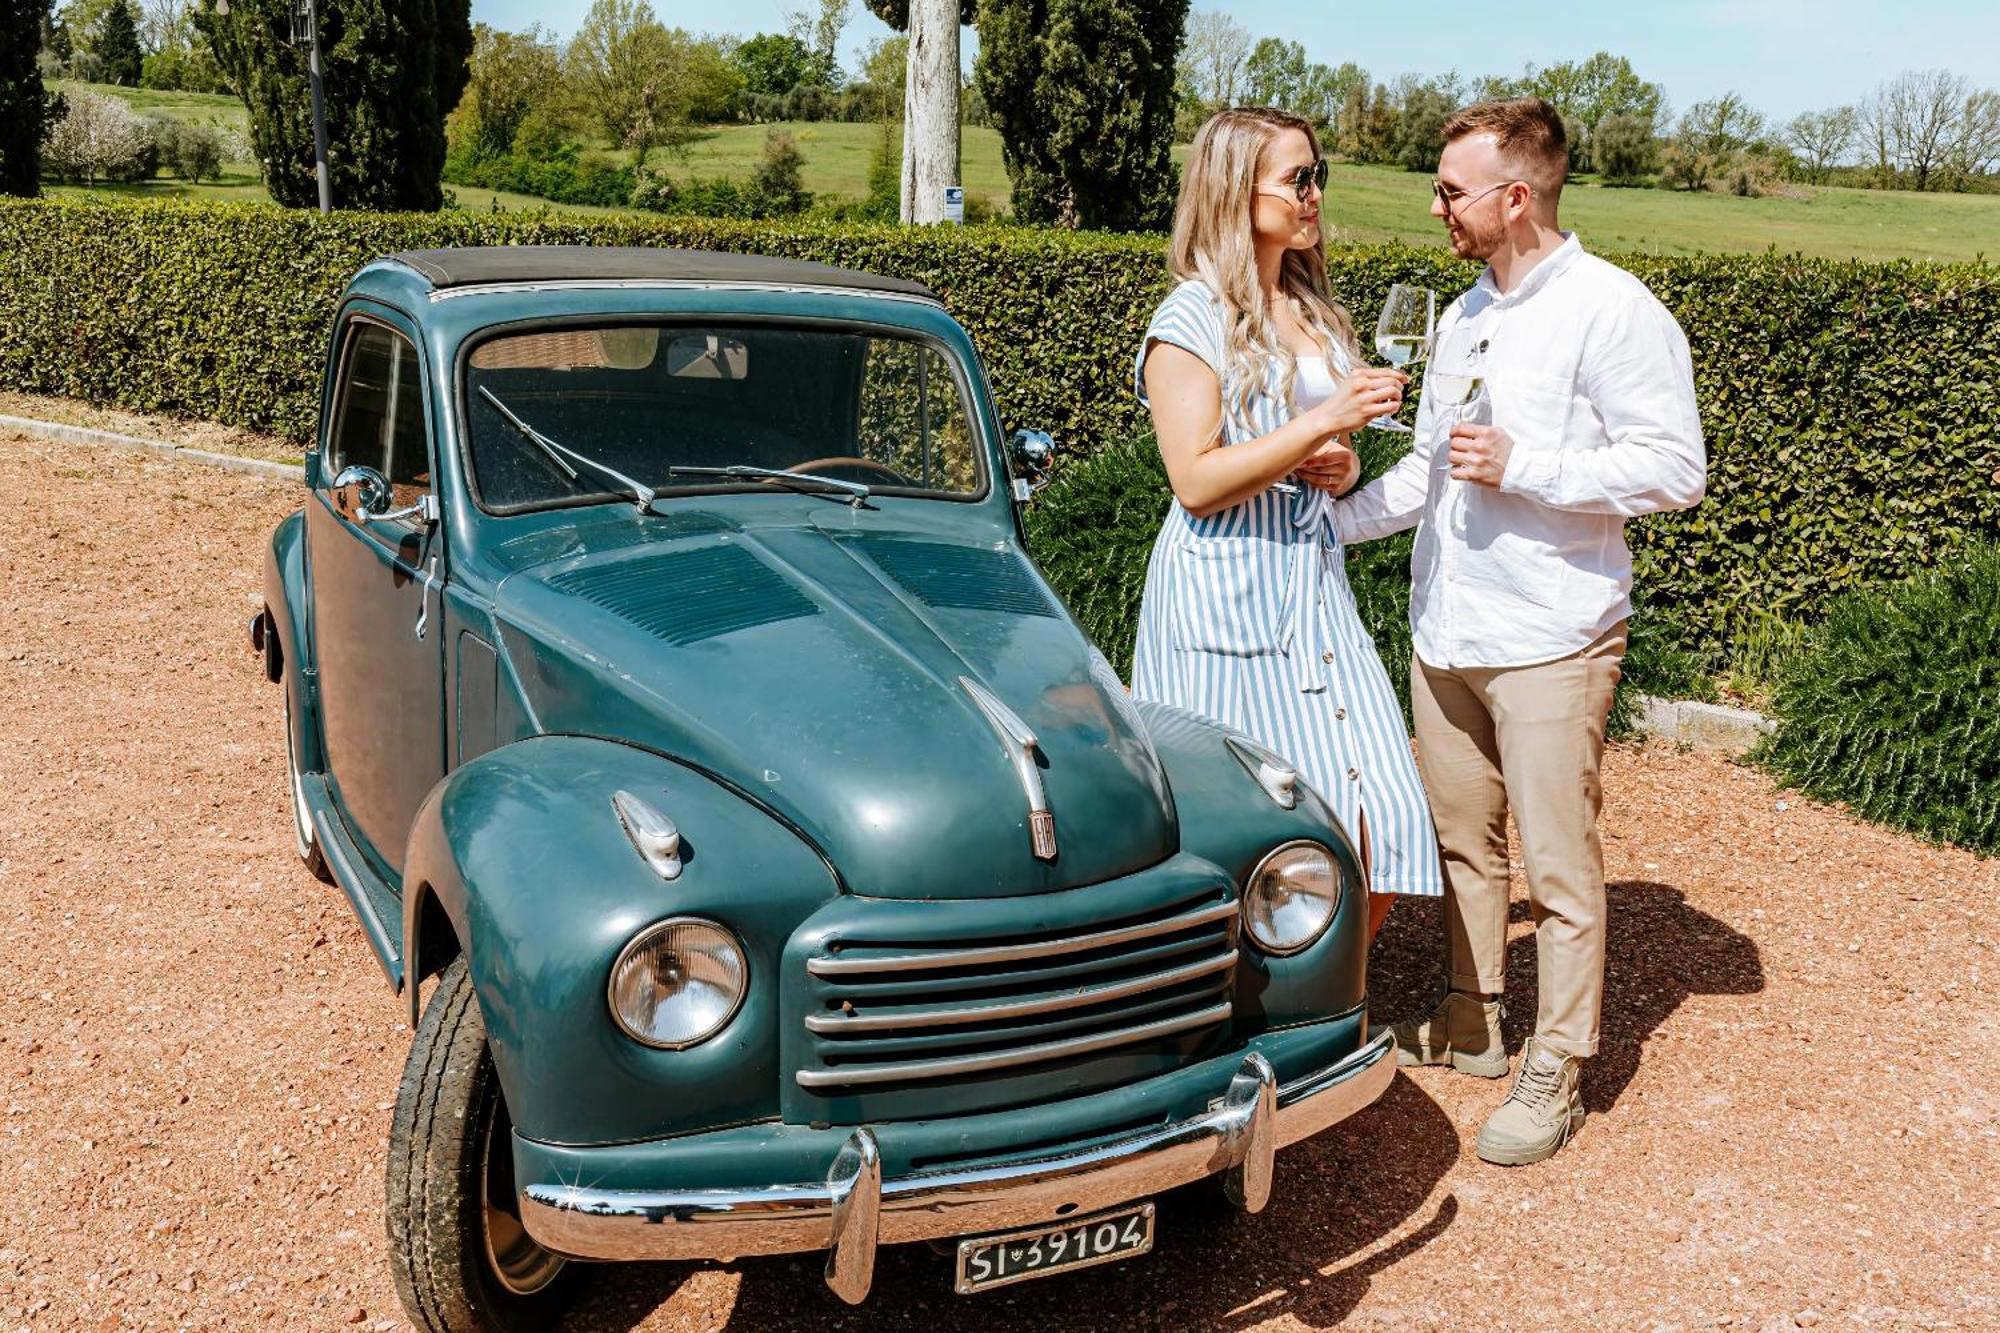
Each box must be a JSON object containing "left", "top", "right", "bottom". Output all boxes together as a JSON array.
[{"left": 942, "top": 186, "right": 965, "bottom": 226}]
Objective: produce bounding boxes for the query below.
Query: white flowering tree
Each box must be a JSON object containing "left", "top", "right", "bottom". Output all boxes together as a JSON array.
[{"left": 40, "top": 88, "right": 155, "bottom": 185}]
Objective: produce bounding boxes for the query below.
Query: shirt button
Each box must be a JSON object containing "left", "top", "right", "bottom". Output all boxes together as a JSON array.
[
  {"left": 1347, "top": 767, "right": 1360, "bottom": 782},
  {"left": 1335, "top": 707, "right": 1347, "bottom": 720},
  {"left": 1321, "top": 650, "right": 1334, "bottom": 663}
]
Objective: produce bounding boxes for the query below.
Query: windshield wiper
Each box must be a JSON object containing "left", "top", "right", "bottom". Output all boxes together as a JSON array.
[
  {"left": 476, "top": 385, "right": 657, "bottom": 512},
  {"left": 665, "top": 464, "right": 871, "bottom": 507}
]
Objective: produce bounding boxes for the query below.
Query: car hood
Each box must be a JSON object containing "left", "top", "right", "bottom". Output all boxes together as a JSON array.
[{"left": 490, "top": 513, "right": 1177, "bottom": 897}]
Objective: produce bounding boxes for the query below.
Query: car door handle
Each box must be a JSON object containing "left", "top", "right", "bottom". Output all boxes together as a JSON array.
[{"left": 414, "top": 555, "right": 439, "bottom": 641}]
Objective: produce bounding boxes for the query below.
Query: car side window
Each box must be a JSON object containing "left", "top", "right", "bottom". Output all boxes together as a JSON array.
[
  {"left": 328, "top": 320, "right": 431, "bottom": 515},
  {"left": 856, "top": 340, "right": 978, "bottom": 492}
]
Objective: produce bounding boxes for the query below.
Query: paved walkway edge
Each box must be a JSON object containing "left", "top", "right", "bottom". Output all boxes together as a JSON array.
[
  {"left": 3, "top": 409, "right": 1777, "bottom": 750},
  {"left": 0, "top": 412, "right": 305, "bottom": 484}
]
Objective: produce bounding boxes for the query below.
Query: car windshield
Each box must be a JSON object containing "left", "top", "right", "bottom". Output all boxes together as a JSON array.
[{"left": 462, "top": 321, "right": 986, "bottom": 513}]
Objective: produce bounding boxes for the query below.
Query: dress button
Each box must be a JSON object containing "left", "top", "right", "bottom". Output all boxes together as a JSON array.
[
  {"left": 1347, "top": 767, "right": 1360, "bottom": 781},
  {"left": 1335, "top": 707, "right": 1347, "bottom": 720},
  {"left": 1321, "top": 650, "right": 1334, "bottom": 663}
]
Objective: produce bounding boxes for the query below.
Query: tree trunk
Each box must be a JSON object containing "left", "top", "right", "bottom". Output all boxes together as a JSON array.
[{"left": 901, "top": 0, "right": 960, "bottom": 224}]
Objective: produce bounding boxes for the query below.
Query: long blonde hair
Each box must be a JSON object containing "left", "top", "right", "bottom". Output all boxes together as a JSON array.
[{"left": 1169, "top": 107, "right": 1359, "bottom": 432}]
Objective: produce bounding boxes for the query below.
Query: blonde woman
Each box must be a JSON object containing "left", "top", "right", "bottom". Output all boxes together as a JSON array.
[{"left": 1131, "top": 107, "right": 1444, "bottom": 931}]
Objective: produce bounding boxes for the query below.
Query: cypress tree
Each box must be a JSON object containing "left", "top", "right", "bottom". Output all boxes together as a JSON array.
[
  {"left": 94, "top": 0, "right": 142, "bottom": 86},
  {"left": 195, "top": 0, "right": 472, "bottom": 211},
  {"left": 1, "top": 0, "right": 49, "bottom": 196},
  {"left": 973, "top": 0, "right": 1185, "bottom": 231}
]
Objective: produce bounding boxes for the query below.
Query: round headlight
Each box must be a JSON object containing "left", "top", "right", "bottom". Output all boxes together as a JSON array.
[
  {"left": 1242, "top": 841, "right": 1342, "bottom": 956},
  {"left": 608, "top": 918, "right": 747, "bottom": 1049}
]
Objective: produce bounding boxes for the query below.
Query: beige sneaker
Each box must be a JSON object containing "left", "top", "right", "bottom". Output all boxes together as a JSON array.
[
  {"left": 1475, "top": 1037, "right": 1585, "bottom": 1166},
  {"left": 1372, "top": 990, "right": 1508, "bottom": 1078}
]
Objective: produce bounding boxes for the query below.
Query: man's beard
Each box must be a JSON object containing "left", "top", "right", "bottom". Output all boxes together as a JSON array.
[{"left": 1450, "top": 217, "right": 1503, "bottom": 261}]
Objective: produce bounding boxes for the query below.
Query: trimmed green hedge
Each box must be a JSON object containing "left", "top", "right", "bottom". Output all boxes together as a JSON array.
[
  {"left": 1759, "top": 544, "right": 1999, "bottom": 855},
  {"left": 2, "top": 197, "right": 1996, "bottom": 663}
]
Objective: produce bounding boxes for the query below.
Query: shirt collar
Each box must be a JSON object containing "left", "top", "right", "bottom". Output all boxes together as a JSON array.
[{"left": 1475, "top": 231, "right": 1584, "bottom": 306}]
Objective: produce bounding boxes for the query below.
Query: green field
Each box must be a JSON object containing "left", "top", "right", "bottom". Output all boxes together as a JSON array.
[{"left": 42, "top": 84, "right": 2000, "bottom": 263}]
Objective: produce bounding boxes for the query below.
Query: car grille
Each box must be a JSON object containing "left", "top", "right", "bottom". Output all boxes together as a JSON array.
[{"left": 792, "top": 886, "right": 1239, "bottom": 1114}]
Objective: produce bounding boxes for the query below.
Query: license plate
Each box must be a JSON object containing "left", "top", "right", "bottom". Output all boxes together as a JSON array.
[{"left": 953, "top": 1202, "right": 1155, "bottom": 1295}]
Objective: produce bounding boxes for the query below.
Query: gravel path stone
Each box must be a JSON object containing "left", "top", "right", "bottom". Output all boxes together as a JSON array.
[{"left": 1, "top": 434, "right": 1994, "bottom": 1331}]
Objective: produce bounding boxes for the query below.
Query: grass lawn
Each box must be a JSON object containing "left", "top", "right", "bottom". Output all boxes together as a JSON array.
[
  {"left": 38, "top": 83, "right": 2000, "bottom": 263},
  {"left": 662, "top": 121, "right": 1015, "bottom": 211}
]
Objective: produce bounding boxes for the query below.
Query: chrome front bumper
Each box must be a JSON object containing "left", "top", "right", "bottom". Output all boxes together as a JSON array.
[{"left": 519, "top": 1029, "right": 1396, "bottom": 1303}]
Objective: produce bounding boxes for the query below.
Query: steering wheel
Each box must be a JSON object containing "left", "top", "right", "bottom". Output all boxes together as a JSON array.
[{"left": 780, "top": 456, "right": 912, "bottom": 484}]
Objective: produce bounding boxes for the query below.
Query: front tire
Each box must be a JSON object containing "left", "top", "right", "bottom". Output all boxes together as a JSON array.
[{"left": 387, "top": 958, "right": 575, "bottom": 1333}]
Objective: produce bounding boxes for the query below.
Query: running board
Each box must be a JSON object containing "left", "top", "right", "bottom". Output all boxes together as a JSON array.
[{"left": 300, "top": 773, "right": 405, "bottom": 992}]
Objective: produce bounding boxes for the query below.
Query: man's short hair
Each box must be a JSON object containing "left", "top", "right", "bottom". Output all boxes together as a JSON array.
[{"left": 1441, "top": 96, "right": 1567, "bottom": 202}]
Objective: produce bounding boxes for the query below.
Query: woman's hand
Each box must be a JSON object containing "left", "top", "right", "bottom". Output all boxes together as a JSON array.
[
  {"left": 1298, "top": 436, "right": 1360, "bottom": 496},
  {"left": 1308, "top": 367, "right": 1406, "bottom": 437}
]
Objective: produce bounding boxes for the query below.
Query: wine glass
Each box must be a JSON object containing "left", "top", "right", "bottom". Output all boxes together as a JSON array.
[
  {"left": 1370, "top": 284, "right": 1436, "bottom": 433},
  {"left": 1429, "top": 323, "right": 1489, "bottom": 534}
]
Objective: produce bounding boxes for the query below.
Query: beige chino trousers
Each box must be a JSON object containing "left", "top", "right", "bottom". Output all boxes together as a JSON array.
[{"left": 1411, "top": 621, "right": 1627, "bottom": 1059}]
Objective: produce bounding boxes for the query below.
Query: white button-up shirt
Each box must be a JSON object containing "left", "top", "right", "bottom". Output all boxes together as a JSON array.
[{"left": 1333, "top": 233, "right": 1707, "bottom": 669}]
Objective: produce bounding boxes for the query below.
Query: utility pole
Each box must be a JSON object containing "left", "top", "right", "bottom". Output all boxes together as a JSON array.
[
  {"left": 293, "top": 0, "right": 330, "bottom": 214},
  {"left": 900, "top": 0, "right": 960, "bottom": 224}
]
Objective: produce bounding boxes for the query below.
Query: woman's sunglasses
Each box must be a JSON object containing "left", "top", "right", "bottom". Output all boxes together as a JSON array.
[{"left": 1254, "top": 158, "right": 1329, "bottom": 203}]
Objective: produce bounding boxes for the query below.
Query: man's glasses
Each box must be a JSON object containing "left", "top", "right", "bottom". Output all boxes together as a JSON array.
[
  {"left": 1254, "top": 158, "right": 1329, "bottom": 203},
  {"left": 1432, "top": 178, "right": 1525, "bottom": 217}
]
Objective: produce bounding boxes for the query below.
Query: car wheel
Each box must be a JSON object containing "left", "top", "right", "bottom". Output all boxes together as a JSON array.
[
  {"left": 387, "top": 957, "right": 574, "bottom": 1333},
  {"left": 282, "top": 684, "right": 332, "bottom": 883}
]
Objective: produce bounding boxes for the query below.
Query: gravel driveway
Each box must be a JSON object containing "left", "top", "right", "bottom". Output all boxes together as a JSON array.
[{"left": 1, "top": 433, "right": 1994, "bottom": 1332}]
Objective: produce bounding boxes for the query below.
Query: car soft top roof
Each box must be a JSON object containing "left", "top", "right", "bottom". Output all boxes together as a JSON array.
[{"left": 385, "top": 246, "right": 937, "bottom": 301}]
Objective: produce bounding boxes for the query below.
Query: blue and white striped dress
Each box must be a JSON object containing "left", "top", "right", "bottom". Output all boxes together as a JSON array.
[{"left": 1130, "top": 279, "right": 1444, "bottom": 898}]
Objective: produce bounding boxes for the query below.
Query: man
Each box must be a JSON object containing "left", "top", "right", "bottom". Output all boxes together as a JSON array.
[{"left": 1328, "top": 97, "right": 1706, "bottom": 1166}]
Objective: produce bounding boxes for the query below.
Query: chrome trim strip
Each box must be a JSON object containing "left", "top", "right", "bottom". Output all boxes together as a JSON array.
[
  {"left": 517, "top": 1032, "right": 1397, "bottom": 1278},
  {"left": 426, "top": 278, "right": 947, "bottom": 308},
  {"left": 807, "top": 898, "right": 1237, "bottom": 977},
  {"left": 958, "top": 676, "right": 1057, "bottom": 860},
  {"left": 794, "top": 1001, "right": 1232, "bottom": 1088},
  {"left": 804, "top": 948, "right": 1237, "bottom": 1034}
]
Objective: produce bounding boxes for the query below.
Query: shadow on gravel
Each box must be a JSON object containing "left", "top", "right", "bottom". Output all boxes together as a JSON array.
[
  {"left": 1365, "top": 878, "right": 1766, "bottom": 1114},
  {"left": 562, "top": 1073, "right": 1462, "bottom": 1332}
]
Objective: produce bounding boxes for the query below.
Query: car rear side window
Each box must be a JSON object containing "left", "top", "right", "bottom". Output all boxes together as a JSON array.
[{"left": 329, "top": 321, "right": 430, "bottom": 508}]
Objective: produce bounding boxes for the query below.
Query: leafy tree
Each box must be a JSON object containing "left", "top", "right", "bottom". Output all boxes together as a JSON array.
[
  {"left": 749, "top": 127, "right": 811, "bottom": 212},
  {"left": 564, "top": 0, "right": 687, "bottom": 165},
  {"left": 975, "top": 0, "right": 1185, "bottom": 231},
  {"left": 1241, "top": 36, "right": 1305, "bottom": 109},
  {"left": 3, "top": 0, "right": 51, "bottom": 196},
  {"left": 1335, "top": 79, "right": 1397, "bottom": 163},
  {"left": 42, "top": 8, "right": 74, "bottom": 66},
  {"left": 1522, "top": 52, "right": 1664, "bottom": 136},
  {"left": 733, "top": 32, "right": 815, "bottom": 97},
  {"left": 196, "top": 0, "right": 473, "bottom": 211},
  {"left": 1661, "top": 92, "right": 1765, "bottom": 191},
  {"left": 1392, "top": 71, "right": 1460, "bottom": 173},
  {"left": 787, "top": 0, "right": 851, "bottom": 88},
  {"left": 1294, "top": 59, "right": 1365, "bottom": 131},
  {"left": 448, "top": 24, "right": 560, "bottom": 162},
  {"left": 94, "top": 0, "right": 141, "bottom": 86},
  {"left": 856, "top": 33, "right": 906, "bottom": 122},
  {"left": 39, "top": 85, "right": 155, "bottom": 183},
  {"left": 1591, "top": 112, "right": 1658, "bottom": 185},
  {"left": 676, "top": 32, "right": 742, "bottom": 125},
  {"left": 1786, "top": 105, "right": 1857, "bottom": 184},
  {"left": 1180, "top": 8, "right": 1246, "bottom": 105}
]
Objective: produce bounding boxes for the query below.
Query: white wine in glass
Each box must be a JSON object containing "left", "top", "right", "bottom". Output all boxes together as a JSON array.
[{"left": 1370, "top": 283, "right": 1436, "bottom": 432}]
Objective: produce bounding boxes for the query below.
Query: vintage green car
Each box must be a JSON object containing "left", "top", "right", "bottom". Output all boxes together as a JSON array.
[{"left": 252, "top": 246, "right": 1394, "bottom": 1331}]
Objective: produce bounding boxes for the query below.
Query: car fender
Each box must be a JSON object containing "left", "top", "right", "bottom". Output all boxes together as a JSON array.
[
  {"left": 1135, "top": 700, "right": 1369, "bottom": 1030},
  {"left": 261, "top": 508, "right": 324, "bottom": 773},
  {"left": 399, "top": 733, "right": 839, "bottom": 1145}
]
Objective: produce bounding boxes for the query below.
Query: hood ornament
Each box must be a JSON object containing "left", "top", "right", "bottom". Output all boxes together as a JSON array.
[{"left": 958, "top": 677, "right": 1057, "bottom": 860}]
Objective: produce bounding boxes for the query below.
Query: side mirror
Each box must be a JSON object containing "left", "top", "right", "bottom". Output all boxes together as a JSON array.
[
  {"left": 331, "top": 463, "right": 438, "bottom": 525},
  {"left": 1007, "top": 428, "right": 1054, "bottom": 502}
]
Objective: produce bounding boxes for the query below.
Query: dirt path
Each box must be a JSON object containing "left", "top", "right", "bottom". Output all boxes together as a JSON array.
[{"left": 1, "top": 434, "right": 1994, "bottom": 1332}]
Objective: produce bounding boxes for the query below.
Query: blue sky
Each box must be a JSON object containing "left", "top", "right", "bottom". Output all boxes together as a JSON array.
[{"left": 473, "top": 1, "right": 2000, "bottom": 124}]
